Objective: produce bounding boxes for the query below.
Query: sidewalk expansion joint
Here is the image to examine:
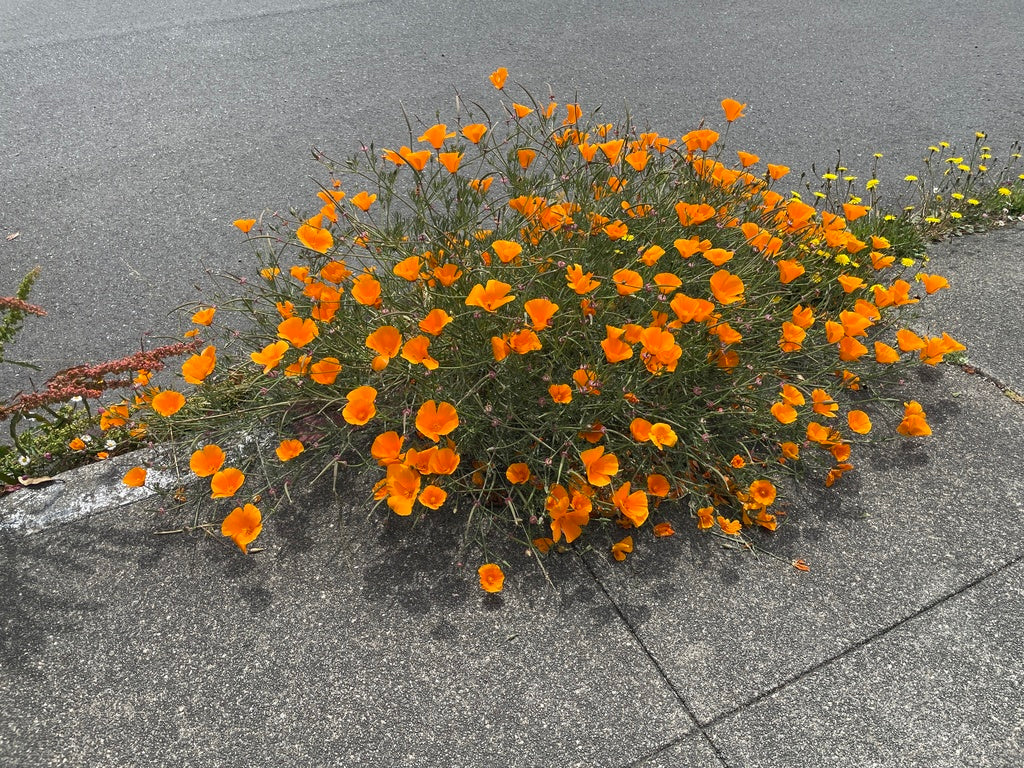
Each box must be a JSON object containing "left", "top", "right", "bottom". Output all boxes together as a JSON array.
[
  {"left": 956, "top": 362, "right": 1024, "bottom": 407},
  {"left": 702, "top": 551, "right": 1024, "bottom": 731},
  {"left": 578, "top": 555, "right": 732, "bottom": 768}
]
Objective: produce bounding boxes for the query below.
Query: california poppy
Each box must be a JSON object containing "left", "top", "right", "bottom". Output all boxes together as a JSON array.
[
  {"left": 771, "top": 402, "right": 798, "bottom": 424},
  {"left": 897, "top": 400, "right": 931, "bottom": 436},
  {"left": 210, "top": 467, "right": 245, "bottom": 499},
  {"left": 437, "top": 151, "right": 462, "bottom": 173},
  {"left": 342, "top": 386, "right": 377, "bottom": 426},
  {"left": 462, "top": 123, "right": 488, "bottom": 143},
  {"left": 847, "top": 410, "right": 872, "bottom": 434},
  {"left": 580, "top": 446, "right": 619, "bottom": 487},
  {"left": 418, "top": 485, "right": 447, "bottom": 510},
  {"left": 296, "top": 224, "right": 333, "bottom": 254},
  {"left": 191, "top": 307, "right": 216, "bottom": 326},
  {"left": 748, "top": 479, "right": 776, "bottom": 507},
  {"left": 275, "top": 438, "right": 304, "bottom": 462},
  {"left": 565, "top": 264, "right": 601, "bottom": 294},
  {"left": 612, "top": 268, "right": 643, "bottom": 295},
  {"left": 717, "top": 516, "right": 742, "bottom": 535},
  {"left": 549, "top": 383, "right": 572, "bottom": 404},
  {"left": 465, "top": 280, "right": 515, "bottom": 312},
  {"left": 190, "top": 444, "right": 225, "bottom": 477},
  {"left": 505, "top": 463, "right": 531, "bottom": 484},
  {"left": 233, "top": 218, "right": 256, "bottom": 233},
  {"left": 350, "top": 191, "right": 377, "bottom": 212},
  {"left": 517, "top": 148, "right": 537, "bottom": 169},
  {"left": 152, "top": 390, "right": 186, "bottom": 417},
  {"left": 491, "top": 240, "right": 522, "bottom": 263},
  {"left": 721, "top": 98, "right": 747, "bottom": 122},
  {"left": 415, "top": 400, "right": 459, "bottom": 442},
  {"left": 277, "top": 317, "right": 319, "bottom": 348},
  {"left": 122, "top": 467, "right": 147, "bottom": 487},
  {"left": 351, "top": 274, "right": 382, "bottom": 306},
  {"left": 489, "top": 67, "right": 508, "bottom": 89},
  {"left": 371, "top": 431, "right": 404, "bottom": 466},
  {"left": 310, "top": 357, "right": 342, "bottom": 384},
  {"left": 401, "top": 335, "right": 440, "bottom": 370},
  {"left": 709, "top": 270, "right": 745, "bottom": 305},
  {"left": 647, "top": 474, "right": 671, "bottom": 498},
  {"left": 418, "top": 308, "right": 453, "bottom": 336},
  {"left": 478, "top": 563, "right": 504, "bottom": 593},
  {"left": 221, "top": 503, "right": 262, "bottom": 553},
  {"left": 250, "top": 340, "right": 288, "bottom": 373},
  {"left": 417, "top": 123, "right": 455, "bottom": 149}
]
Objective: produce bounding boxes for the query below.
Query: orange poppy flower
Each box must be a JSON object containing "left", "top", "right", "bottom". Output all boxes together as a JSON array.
[
  {"left": 100, "top": 403, "right": 129, "bottom": 431},
  {"left": 348, "top": 191, "right": 376, "bottom": 212},
  {"left": 122, "top": 467, "right": 147, "bottom": 487},
  {"left": 717, "top": 516, "right": 742, "bottom": 535},
  {"left": 519, "top": 298, "right": 558, "bottom": 331},
  {"left": 250, "top": 340, "right": 288, "bottom": 373},
  {"left": 731, "top": 454, "right": 746, "bottom": 468},
  {"left": 389, "top": 255, "right": 420, "bottom": 282},
  {"left": 508, "top": 328, "right": 542, "bottom": 355},
  {"left": 492, "top": 240, "right": 523, "bottom": 263},
  {"left": 577, "top": 142, "right": 599, "bottom": 162},
  {"left": 437, "top": 151, "right": 462, "bottom": 173},
  {"left": 709, "top": 270, "right": 745, "bottom": 305},
  {"left": 780, "top": 442, "right": 800, "bottom": 461},
  {"left": 580, "top": 446, "right": 619, "bottom": 487},
  {"left": 847, "top": 410, "right": 872, "bottom": 434},
  {"left": 602, "top": 326, "right": 634, "bottom": 363},
  {"left": 669, "top": 293, "right": 714, "bottom": 324},
  {"left": 625, "top": 149, "right": 650, "bottom": 171},
  {"left": 351, "top": 274, "right": 382, "bottom": 306},
  {"left": 277, "top": 317, "right": 319, "bottom": 348},
  {"left": 342, "top": 386, "right": 377, "bottom": 426},
  {"left": 771, "top": 400, "right": 798, "bottom": 424},
  {"left": 385, "top": 463, "right": 421, "bottom": 516},
  {"left": 697, "top": 506, "right": 715, "bottom": 530},
  {"left": 651, "top": 272, "right": 681, "bottom": 294},
  {"left": 432, "top": 263, "right": 463, "bottom": 287},
  {"left": 415, "top": 400, "right": 459, "bottom": 442},
  {"left": 630, "top": 418, "right": 653, "bottom": 442},
  {"left": 700, "top": 248, "right": 732, "bottom": 267},
  {"left": 563, "top": 103, "right": 582, "bottom": 125},
  {"left": 649, "top": 423, "right": 678, "bottom": 450},
  {"left": 611, "top": 535, "right": 634, "bottom": 561},
  {"left": 365, "top": 326, "right": 402, "bottom": 369},
  {"left": 191, "top": 307, "right": 216, "bottom": 326},
  {"left": 505, "top": 463, "right": 531, "bottom": 485},
  {"left": 598, "top": 139, "right": 625, "bottom": 165},
  {"left": 812, "top": 389, "right": 838, "bottom": 418},
  {"left": 612, "top": 268, "right": 643, "bottom": 295},
  {"left": 491, "top": 335, "right": 511, "bottom": 362},
  {"left": 275, "top": 438, "right": 305, "bottom": 462},
  {"left": 210, "top": 467, "right": 245, "bottom": 499},
  {"left": 478, "top": 563, "right": 505, "bottom": 593},
  {"left": 721, "top": 98, "right": 747, "bottom": 122},
  {"left": 401, "top": 335, "right": 440, "bottom": 370},
  {"left": 767, "top": 164, "right": 790, "bottom": 180},
  {"left": 897, "top": 401, "right": 931, "bottom": 436},
  {"left": 296, "top": 224, "right": 333, "bottom": 254},
  {"left": 919, "top": 273, "right": 950, "bottom": 294},
  {"left": 417, "top": 123, "right": 455, "bottom": 149},
  {"left": 371, "top": 431, "right": 404, "bottom": 466},
  {"left": 190, "top": 444, "right": 225, "bottom": 477},
  {"left": 640, "top": 245, "right": 666, "bottom": 266},
  {"left": 517, "top": 148, "right": 537, "bottom": 169},
  {"left": 221, "top": 503, "right": 262, "bottom": 553},
  {"left": 565, "top": 264, "right": 601, "bottom": 294},
  {"left": 233, "top": 218, "right": 256, "bottom": 233},
  {"left": 837, "top": 274, "right": 865, "bottom": 293},
  {"left": 429, "top": 448, "right": 460, "bottom": 476},
  {"left": 462, "top": 123, "right": 488, "bottom": 143},
  {"left": 152, "top": 390, "right": 186, "bottom": 417},
  {"left": 647, "top": 474, "right": 671, "bottom": 498},
  {"left": 489, "top": 67, "right": 508, "bottom": 89},
  {"left": 466, "top": 279, "right": 515, "bottom": 312},
  {"left": 309, "top": 357, "right": 342, "bottom": 384},
  {"left": 748, "top": 479, "right": 777, "bottom": 507},
  {"left": 871, "top": 341, "right": 899, "bottom": 364},
  {"left": 181, "top": 345, "right": 216, "bottom": 385},
  {"left": 548, "top": 383, "right": 572, "bottom": 404},
  {"left": 604, "top": 220, "right": 629, "bottom": 240},
  {"left": 415, "top": 484, "right": 447, "bottom": 511},
  {"left": 417, "top": 308, "right": 453, "bottom": 337},
  {"left": 512, "top": 103, "right": 533, "bottom": 119},
  {"left": 682, "top": 128, "right": 719, "bottom": 152},
  {"left": 777, "top": 260, "right": 805, "bottom": 284},
  {"left": 675, "top": 201, "right": 717, "bottom": 226},
  {"left": 547, "top": 485, "right": 592, "bottom": 543},
  {"left": 778, "top": 322, "right": 806, "bottom": 353},
  {"left": 736, "top": 150, "right": 759, "bottom": 167},
  {"left": 397, "top": 146, "right": 430, "bottom": 171},
  {"left": 838, "top": 336, "right": 869, "bottom": 361}
]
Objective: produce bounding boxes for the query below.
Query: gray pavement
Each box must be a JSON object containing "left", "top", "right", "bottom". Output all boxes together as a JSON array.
[{"left": 3, "top": 2, "right": 1024, "bottom": 766}]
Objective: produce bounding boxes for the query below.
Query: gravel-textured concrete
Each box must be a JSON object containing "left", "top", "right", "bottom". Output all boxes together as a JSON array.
[
  {"left": 914, "top": 226, "right": 1024, "bottom": 392},
  {"left": 0, "top": 473, "right": 697, "bottom": 767},
  {"left": 583, "top": 366, "right": 1024, "bottom": 724},
  {"left": 703, "top": 559, "right": 1024, "bottom": 767}
]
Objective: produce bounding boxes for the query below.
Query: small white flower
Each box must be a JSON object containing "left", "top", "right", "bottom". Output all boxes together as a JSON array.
[
  {"left": 17, "top": 455, "right": 31, "bottom": 467},
  {"left": 81, "top": 434, "right": 93, "bottom": 443},
  {"left": 105, "top": 440, "right": 117, "bottom": 450},
  {"left": 70, "top": 396, "right": 83, "bottom": 403}
]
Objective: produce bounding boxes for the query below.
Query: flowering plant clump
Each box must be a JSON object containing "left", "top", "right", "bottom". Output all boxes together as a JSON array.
[{"left": 103, "top": 69, "right": 1018, "bottom": 589}]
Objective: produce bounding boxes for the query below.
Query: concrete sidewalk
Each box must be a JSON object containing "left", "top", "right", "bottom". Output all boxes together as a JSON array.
[{"left": 2, "top": 227, "right": 1022, "bottom": 767}]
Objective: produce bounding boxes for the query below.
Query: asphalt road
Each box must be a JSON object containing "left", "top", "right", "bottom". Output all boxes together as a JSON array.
[{"left": 2, "top": 0, "right": 1023, "bottom": 392}]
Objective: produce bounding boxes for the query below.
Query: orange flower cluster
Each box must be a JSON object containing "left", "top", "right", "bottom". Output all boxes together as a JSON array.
[{"left": 117, "top": 70, "right": 966, "bottom": 587}]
